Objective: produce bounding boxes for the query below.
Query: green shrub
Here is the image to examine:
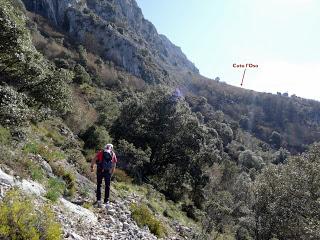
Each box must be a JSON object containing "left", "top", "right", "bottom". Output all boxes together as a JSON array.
[
  {"left": 62, "top": 171, "right": 76, "bottom": 197},
  {"left": 73, "top": 64, "right": 91, "bottom": 84},
  {"left": 0, "top": 147, "right": 34, "bottom": 179},
  {"left": 23, "top": 142, "right": 40, "bottom": 154},
  {"left": 33, "top": 121, "right": 66, "bottom": 147},
  {"left": 79, "top": 83, "right": 95, "bottom": 95},
  {"left": 49, "top": 150, "right": 66, "bottom": 162},
  {"left": 83, "top": 202, "right": 92, "bottom": 210},
  {"left": 50, "top": 163, "right": 76, "bottom": 197},
  {"left": 0, "top": 189, "right": 62, "bottom": 240},
  {"left": 27, "top": 160, "right": 45, "bottom": 182},
  {"left": 0, "top": 126, "right": 11, "bottom": 145},
  {"left": 84, "top": 149, "right": 96, "bottom": 161},
  {"left": 236, "top": 226, "right": 253, "bottom": 240},
  {"left": 46, "top": 130, "right": 65, "bottom": 147},
  {"left": 0, "top": 86, "right": 32, "bottom": 126},
  {"left": 41, "top": 205, "right": 63, "bottom": 240},
  {"left": 45, "top": 178, "right": 65, "bottom": 202},
  {"left": 0, "top": 0, "right": 71, "bottom": 117},
  {"left": 114, "top": 182, "right": 130, "bottom": 192},
  {"left": 50, "top": 163, "right": 65, "bottom": 177},
  {"left": 239, "top": 150, "right": 263, "bottom": 170},
  {"left": 23, "top": 142, "right": 65, "bottom": 162},
  {"left": 81, "top": 125, "right": 112, "bottom": 150},
  {"left": 181, "top": 204, "right": 201, "bottom": 221},
  {"left": 254, "top": 144, "right": 320, "bottom": 239},
  {"left": 94, "top": 90, "right": 120, "bottom": 129},
  {"left": 162, "top": 205, "right": 186, "bottom": 222},
  {"left": 163, "top": 208, "right": 175, "bottom": 218},
  {"left": 116, "top": 139, "right": 151, "bottom": 184},
  {"left": 54, "top": 58, "right": 70, "bottom": 69},
  {"left": 67, "top": 149, "right": 92, "bottom": 180},
  {"left": 269, "top": 131, "right": 282, "bottom": 148},
  {"left": 113, "top": 169, "right": 133, "bottom": 183},
  {"left": 131, "top": 203, "right": 167, "bottom": 237}
]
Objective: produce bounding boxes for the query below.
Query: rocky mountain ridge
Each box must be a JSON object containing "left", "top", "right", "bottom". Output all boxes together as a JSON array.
[{"left": 22, "top": 0, "right": 199, "bottom": 84}]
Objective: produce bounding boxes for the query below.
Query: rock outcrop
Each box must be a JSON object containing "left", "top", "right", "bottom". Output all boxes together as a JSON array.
[
  {"left": 0, "top": 168, "right": 45, "bottom": 196},
  {"left": 22, "top": 0, "right": 199, "bottom": 84}
]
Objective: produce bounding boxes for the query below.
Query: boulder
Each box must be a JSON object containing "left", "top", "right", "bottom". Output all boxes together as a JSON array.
[
  {"left": 0, "top": 168, "right": 15, "bottom": 186},
  {"left": 60, "top": 198, "right": 98, "bottom": 224}
]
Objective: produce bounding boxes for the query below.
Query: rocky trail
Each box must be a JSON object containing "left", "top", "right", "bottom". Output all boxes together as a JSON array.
[
  {"left": 59, "top": 193, "right": 160, "bottom": 240},
  {"left": 0, "top": 168, "right": 192, "bottom": 240}
]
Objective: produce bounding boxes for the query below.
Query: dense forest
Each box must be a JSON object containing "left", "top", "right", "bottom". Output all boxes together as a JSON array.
[{"left": 1, "top": 0, "right": 320, "bottom": 239}]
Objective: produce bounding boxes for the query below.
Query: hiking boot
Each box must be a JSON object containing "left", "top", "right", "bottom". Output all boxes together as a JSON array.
[
  {"left": 93, "top": 200, "right": 102, "bottom": 208},
  {"left": 104, "top": 202, "right": 110, "bottom": 209}
]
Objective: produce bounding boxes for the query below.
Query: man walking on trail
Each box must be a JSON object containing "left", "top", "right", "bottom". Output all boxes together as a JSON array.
[{"left": 91, "top": 143, "right": 117, "bottom": 208}]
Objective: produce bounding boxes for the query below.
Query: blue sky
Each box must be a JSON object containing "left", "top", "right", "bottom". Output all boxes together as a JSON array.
[{"left": 136, "top": 0, "right": 320, "bottom": 100}]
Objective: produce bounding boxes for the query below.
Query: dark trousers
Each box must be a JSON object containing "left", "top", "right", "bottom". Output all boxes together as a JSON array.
[{"left": 96, "top": 170, "right": 111, "bottom": 203}]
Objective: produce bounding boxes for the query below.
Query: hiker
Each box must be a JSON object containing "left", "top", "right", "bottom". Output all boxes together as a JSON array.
[{"left": 91, "top": 144, "right": 117, "bottom": 208}]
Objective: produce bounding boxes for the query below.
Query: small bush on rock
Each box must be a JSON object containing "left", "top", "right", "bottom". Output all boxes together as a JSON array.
[
  {"left": 49, "top": 162, "right": 76, "bottom": 197},
  {"left": 131, "top": 203, "right": 167, "bottom": 237},
  {"left": 45, "top": 178, "right": 65, "bottom": 202},
  {"left": 27, "top": 160, "right": 45, "bottom": 182},
  {"left": 62, "top": 171, "right": 76, "bottom": 197},
  {"left": 0, "top": 188, "right": 62, "bottom": 239}
]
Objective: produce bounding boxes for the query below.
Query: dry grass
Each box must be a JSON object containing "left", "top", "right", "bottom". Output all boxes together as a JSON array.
[
  {"left": 124, "top": 74, "right": 146, "bottom": 90},
  {"left": 32, "top": 31, "right": 74, "bottom": 60},
  {"left": 86, "top": 52, "right": 102, "bottom": 72},
  {"left": 64, "top": 87, "right": 98, "bottom": 133},
  {"left": 28, "top": 12, "right": 76, "bottom": 61},
  {"left": 85, "top": 52, "right": 120, "bottom": 87}
]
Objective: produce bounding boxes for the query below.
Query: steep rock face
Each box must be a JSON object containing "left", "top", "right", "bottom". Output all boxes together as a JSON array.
[
  {"left": 22, "top": 0, "right": 199, "bottom": 83},
  {"left": 22, "top": 0, "right": 82, "bottom": 26}
]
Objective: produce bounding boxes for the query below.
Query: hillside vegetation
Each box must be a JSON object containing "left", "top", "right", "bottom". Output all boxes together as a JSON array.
[{"left": 1, "top": 0, "right": 320, "bottom": 239}]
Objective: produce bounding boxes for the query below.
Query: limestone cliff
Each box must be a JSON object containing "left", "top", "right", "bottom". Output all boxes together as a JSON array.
[{"left": 22, "top": 0, "right": 199, "bottom": 83}]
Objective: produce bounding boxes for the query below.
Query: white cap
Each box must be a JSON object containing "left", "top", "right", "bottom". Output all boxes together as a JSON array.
[{"left": 105, "top": 144, "right": 113, "bottom": 149}]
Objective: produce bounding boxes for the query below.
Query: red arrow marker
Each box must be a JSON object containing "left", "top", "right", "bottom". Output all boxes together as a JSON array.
[{"left": 240, "top": 68, "right": 247, "bottom": 87}]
